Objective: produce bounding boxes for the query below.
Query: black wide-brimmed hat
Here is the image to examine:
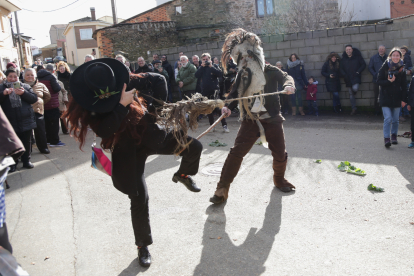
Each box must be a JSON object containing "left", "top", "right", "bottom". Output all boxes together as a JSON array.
[{"left": 70, "top": 58, "right": 130, "bottom": 113}]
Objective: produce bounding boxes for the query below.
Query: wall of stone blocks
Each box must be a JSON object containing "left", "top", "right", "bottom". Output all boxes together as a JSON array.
[{"left": 155, "top": 17, "right": 414, "bottom": 109}]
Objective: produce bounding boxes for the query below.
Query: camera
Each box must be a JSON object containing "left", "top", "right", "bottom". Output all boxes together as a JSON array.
[
  {"left": 204, "top": 61, "right": 211, "bottom": 66},
  {"left": 388, "top": 72, "right": 393, "bottom": 79}
]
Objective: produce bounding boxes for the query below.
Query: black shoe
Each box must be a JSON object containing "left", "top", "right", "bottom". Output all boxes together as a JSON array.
[
  {"left": 138, "top": 246, "right": 151, "bottom": 267},
  {"left": 9, "top": 165, "right": 17, "bottom": 173},
  {"left": 209, "top": 195, "right": 226, "bottom": 204},
  {"left": 172, "top": 173, "right": 201, "bottom": 192},
  {"left": 22, "top": 162, "right": 34, "bottom": 169},
  {"left": 40, "top": 149, "right": 50, "bottom": 154}
]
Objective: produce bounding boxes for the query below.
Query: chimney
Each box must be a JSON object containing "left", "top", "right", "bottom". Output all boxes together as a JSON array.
[{"left": 90, "top": 7, "right": 96, "bottom": 21}]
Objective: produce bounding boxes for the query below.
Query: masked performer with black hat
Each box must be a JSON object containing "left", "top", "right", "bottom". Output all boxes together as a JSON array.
[
  {"left": 65, "top": 59, "right": 202, "bottom": 267},
  {"left": 210, "top": 29, "right": 296, "bottom": 204}
]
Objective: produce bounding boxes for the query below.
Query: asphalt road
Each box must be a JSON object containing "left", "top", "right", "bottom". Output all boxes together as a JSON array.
[{"left": 5, "top": 113, "right": 414, "bottom": 276}]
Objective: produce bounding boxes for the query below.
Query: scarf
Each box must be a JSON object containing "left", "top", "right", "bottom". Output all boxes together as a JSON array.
[
  {"left": 4, "top": 80, "right": 22, "bottom": 108},
  {"left": 25, "top": 80, "right": 36, "bottom": 87},
  {"left": 387, "top": 59, "right": 404, "bottom": 72},
  {"left": 287, "top": 59, "right": 302, "bottom": 69}
]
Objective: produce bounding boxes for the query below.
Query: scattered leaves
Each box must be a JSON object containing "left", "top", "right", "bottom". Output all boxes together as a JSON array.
[
  {"left": 44, "top": 256, "right": 50, "bottom": 261},
  {"left": 255, "top": 141, "right": 263, "bottom": 145},
  {"left": 315, "top": 159, "right": 322, "bottom": 163},
  {"left": 337, "top": 161, "right": 366, "bottom": 176},
  {"left": 209, "top": 140, "right": 227, "bottom": 147},
  {"left": 409, "top": 222, "right": 414, "bottom": 225},
  {"left": 368, "top": 184, "right": 384, "bottom": 192},
  {"left": 217, "top": 237, "right": 222, "bottom": 239}
]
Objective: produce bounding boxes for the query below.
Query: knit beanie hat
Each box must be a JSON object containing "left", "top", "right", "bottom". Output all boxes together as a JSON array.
[{"left": 6, "top": 62, "right": 17, "bottom": 69}]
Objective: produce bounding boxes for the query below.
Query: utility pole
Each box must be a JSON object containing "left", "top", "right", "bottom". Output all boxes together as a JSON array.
[
  {"left": 14, "top": 11, "right": 24, "bottom": 68},
  {"left": 111, "top": 0, "right": 117, "bottom": 25}
]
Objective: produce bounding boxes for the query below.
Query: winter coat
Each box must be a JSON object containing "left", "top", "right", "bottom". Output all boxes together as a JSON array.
[
  {"left": 403, "top": 50, "right": 413, "bottom": 69},
  {"left": 287, "top": 60, "right": 308, "bottom": 88},
  {"left": 24, "top": 80, "right": 51, "bottom": 115},
  {"left": 227, "top": 64, "right": 295, "bottom": 117},
  {"left": 0, "top": 82, "right": 37, "bottom": 133},
  {"left": 57, "top": 70, "right": 71, "bottom": 95},
  {"left": 194, "top": 64, "right": 222, "bottom": 98},
  {"left": 408, "top": 76, "right": 414, "bottom": 107},
  {"left": 377, "top": 61, "right": 407, "bottom": 108},
  {"left": 368, "top": 53, "right": 387, "bottom": 83},
  {"left": 154, "top": 66, "right": 169, "bottom": 82},
  {"left": 0, "top": 106, "right": 24, "bottom": 158},
  {"left": 321, "top": 60, "right": 341, "bottom": 92},
  {"left": 57, "top": 80, "right": 68, "bottom": 112},
  {"left": 91, "top": 105, "right": 196, "bottom": 195},
  {"left": 162, "top": 60, "right": 175, "bottom": 84},
  {"left": 134, "top": 64, "right": 152, "bottom": 74},
  {"left": 306, "top": 84, "right": 318, "bottom": 100},
  {"left": 37, "top": 69, "right": 61, "bottom": 110},
  {"left": 340, "top": 48, "right": 366, "bottom": 87},
  {"left": 176, "top": 63, "right": 197, "bottom": 92}
]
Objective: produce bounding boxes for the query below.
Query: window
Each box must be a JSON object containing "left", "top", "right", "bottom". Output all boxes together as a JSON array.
[
  {"left": 79, "top": 28, "right": 93, "bottom": 40},
  {"left": 256, "top": 0, "right": 274, "bottom": 18},
  {"left": 175, "top": 6, "right": 182, "bottom": 15}
]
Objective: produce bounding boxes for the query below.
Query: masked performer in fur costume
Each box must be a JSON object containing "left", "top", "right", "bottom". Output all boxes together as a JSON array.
[
  {"left": 210, "top": 29, "right": 296, "bottom": 204},
  {"left": 65, "top": 59, "right": 202, "bottom": 267}
]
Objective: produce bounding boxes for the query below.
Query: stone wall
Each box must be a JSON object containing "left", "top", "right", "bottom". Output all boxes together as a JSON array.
[
  {"left": 96, "top": 21, "right": 179, "bottom": 61},
  {"left": 154, "top": 17, "right": 414, "bottom": 109}
]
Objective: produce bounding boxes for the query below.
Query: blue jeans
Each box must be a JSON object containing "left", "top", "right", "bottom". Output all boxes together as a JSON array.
[
  {"left": 382, "top": 107, "right": 401, "bottom": 138},
  {"left": 307, "top": 100, "right": 318, "bottom": 113},
  {"left": 399, "top": 105, "right": 409, "bottom": 116},
  {"left": 290, "top": 82, "right": 303, "bottom": 107},
  {"left": 332, "top": 92, "right": 341, "bottom": 106},
  {"left": 348, "top": 84, "right": 359, "bottom": 110}
]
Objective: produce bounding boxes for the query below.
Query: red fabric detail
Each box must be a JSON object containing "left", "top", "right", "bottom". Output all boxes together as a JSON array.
[{"left": 306, "top": 84, "right": 318, "bottom": 100}]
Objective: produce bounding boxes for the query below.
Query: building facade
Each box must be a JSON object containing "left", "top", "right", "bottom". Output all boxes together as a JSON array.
[{"left": 0, "top": 0, "right": 21, "bottom": 71}]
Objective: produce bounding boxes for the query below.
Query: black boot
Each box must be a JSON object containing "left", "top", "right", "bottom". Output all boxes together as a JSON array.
[
  {"left": 23, "top": 162, "right": 34, "bottom": 169},
  {"left": 9, "top": 165, "right": 17, "bottom": 173},
  {"left": 172, "top": 173, "right": 201, "bottom": 192},
  {"left": 138, "top": 246, "right": 151, "bottom": 267}
]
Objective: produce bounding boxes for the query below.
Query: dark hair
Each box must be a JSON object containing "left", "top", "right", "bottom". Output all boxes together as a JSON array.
[
  {"left": 400, "top": 45, "right": 409, "bottom": 52},
  {"left": 289, "top": 53, "right": 300, "bottom": 61},
  {"left": 345, "top": 44, "right": 353, "bottom": 49},
  {"left": 308, "top": 76, "right": 315, "bottom": 81},
  {"left": 36, "top": 65, "right": 45, "bottom": 73},
  {"left": 5, "top": 69, "right": 17, "bottom": 76}
]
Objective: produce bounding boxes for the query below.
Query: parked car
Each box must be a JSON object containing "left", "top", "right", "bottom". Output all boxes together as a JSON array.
[
  {"left": 53, "top": 56, "right": 67, "bottom": 63},
  {"left": 44, "top": 58, "right": 53, "bottom": 64}
]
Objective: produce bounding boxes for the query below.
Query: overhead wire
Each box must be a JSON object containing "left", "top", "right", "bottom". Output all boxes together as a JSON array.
[{"left": 22, "top": 0, "right": 81, "bottom": 12}]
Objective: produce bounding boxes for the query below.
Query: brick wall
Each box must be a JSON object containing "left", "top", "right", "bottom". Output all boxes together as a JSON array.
[
  {"left": 390, "top": 1, "right": 414, "bottom": 18},
  {"left": 154, "top": 17, "right": 414, "bottom": 109},
  {"left": 124, "top": 5, "right": 171, "bottom": 23}
]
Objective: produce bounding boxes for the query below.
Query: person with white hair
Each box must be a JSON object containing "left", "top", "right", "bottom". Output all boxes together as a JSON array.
[
  {"left": 84, "top": 55, "right": 95, "bottom": 63},
  {"left": 176, "top": 55, "right": 197, "bottom": 98},
  {"left": 116, "top": 54, "right": 131, "bottom": 73},
  {"left": 23, "top": 68, "right": 51, "bottom": 154}
]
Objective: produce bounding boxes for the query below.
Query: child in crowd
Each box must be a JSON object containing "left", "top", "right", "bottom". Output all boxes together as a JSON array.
[{"left": 306, "top": 76, "right": 318, "bottom": 116}]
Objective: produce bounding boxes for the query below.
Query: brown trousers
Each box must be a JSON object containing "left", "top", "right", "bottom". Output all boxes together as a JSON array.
[{"left": 214, "top": 116, "right": 294, "bottom": 199}]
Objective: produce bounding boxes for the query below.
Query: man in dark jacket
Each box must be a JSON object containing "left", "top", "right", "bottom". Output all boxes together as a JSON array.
[
  {"left": 134, "top": 57, "right": 153, "bottom": 74},
  {"left": 192, "top": 55, "right": 202, "bottom": 93},
  {"left": 368, "top": 45, "right": 387, "bottom": 115},
  {"left": 161, "top": 55, "right": 175, "bottom": 102},
  {"left": 340, "top": 45, "right": 366, "bottom": 115},
  {"left": 38, "top": 64, "right": 64, "bottom": 147},
  {"left": 195, "top": 53, "right": 229, "bottom": 132}
]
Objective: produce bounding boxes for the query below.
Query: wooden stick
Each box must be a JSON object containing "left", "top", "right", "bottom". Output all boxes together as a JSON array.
[
  {"left": 177, "top": 113, "right": 227, "bottom": 155},
  {"left": 196, "top": 113, "right": 227, "bottom": 140},
  {"left": 223, "top": 90, "right": 290, "bottom": 103}
]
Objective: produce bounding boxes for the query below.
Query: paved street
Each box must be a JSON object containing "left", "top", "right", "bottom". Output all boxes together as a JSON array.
[{"left": 5, "top": 114, "right": 414, "bottom": 276}]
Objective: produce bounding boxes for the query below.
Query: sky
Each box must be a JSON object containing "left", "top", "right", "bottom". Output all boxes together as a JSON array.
[{"left": 11, "top": 0, "right": 170, "bottom": 48}]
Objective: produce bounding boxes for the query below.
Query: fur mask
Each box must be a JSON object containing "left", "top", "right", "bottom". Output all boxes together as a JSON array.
[{"left": 221, "top": 29, "right": 266, "bottom": 119}]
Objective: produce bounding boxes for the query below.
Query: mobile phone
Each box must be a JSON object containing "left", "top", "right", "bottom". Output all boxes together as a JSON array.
[{"left": 13, "top": 82, "right": 21, "bottom": 89}]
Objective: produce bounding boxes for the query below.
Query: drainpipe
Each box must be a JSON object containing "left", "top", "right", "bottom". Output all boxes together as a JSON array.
[{"left": 72, "top": 23, "right": 79, "bottom": 65}]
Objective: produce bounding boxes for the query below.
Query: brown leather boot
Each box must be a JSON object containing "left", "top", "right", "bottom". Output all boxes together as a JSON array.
[
  {"left": 292, "top": 107, "right": 297, "bottom": 116},
  {"left": 273, "top": 155, "right": 296, "bottom": 192},
  {"left": 299, "top": 106, "right": 305, "bottom": 116}
]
